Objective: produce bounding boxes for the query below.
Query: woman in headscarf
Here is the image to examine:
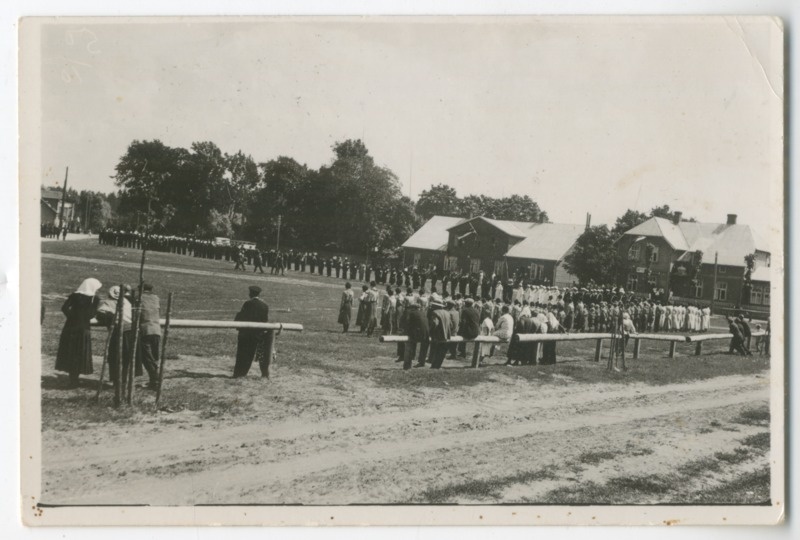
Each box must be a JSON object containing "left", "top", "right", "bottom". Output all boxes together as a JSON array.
[
  {"left": 338, "top": 282, "right": 354, "bottom": 333},
  {"left": 55, "top": 278, "right": 102, "bottom": 387}
]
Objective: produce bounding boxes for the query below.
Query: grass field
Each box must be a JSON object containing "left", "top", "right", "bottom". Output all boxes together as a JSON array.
[{"left": 39, "top": 239, "right": 772, "bottom": 506}]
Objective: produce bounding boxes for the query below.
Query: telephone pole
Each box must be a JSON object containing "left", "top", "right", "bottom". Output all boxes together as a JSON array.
[
  {"left": 276, "top": 214, "right": 282, "bottom": 251},
  {"left": 58, "top": 167, "right": 69, "bottom": 229},
  {"left": 711, "top": 251, "right": 719, "bottom": 314}
]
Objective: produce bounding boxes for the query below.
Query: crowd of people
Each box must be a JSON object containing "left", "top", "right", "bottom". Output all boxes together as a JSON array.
[
  {"left": 337, "top": 280, "right": 769, "bottom": 369},
  {"left": 48, "top": 229, "right": 767, "bottom": 386},
  {"left": 40, "top": 223, "right": 68, "bottom": 240}
]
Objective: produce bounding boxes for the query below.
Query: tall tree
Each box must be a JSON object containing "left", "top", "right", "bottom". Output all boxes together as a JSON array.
[
  {"left": 415, "top": 184, "right": 461, "bottom": 220},
  {"left": 563, "top": 225, "right": 631, "bottom": 286},
  {"left": 246, "top": 156, "right": 310, "bottom": 246}
]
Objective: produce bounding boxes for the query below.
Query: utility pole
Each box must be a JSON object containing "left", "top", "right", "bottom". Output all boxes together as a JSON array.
[
  {"left": 84, "top": 194, "right": 91, "bottom": 232},
  {"left": 275, "top": 214, "right": 282, "bottom": 251},
  {"left": 58, "top": 167, "right": 69, "bottom": 229},
  {"left": 711, "top": 251, "right": 719, "bottom": 315}
]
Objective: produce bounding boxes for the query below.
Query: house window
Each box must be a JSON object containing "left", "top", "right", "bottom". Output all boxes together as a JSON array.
[
  {"left": 470, "top": 258, "right": 481, "bottom": 274},
  {"left": 647, "top": 273, "right": 659, "bottom": 288},
  {"left": 694, "top": 280, "right": 704, "bottom": 298},
  {"left": 530, "top": 263, "right": 544, "bottom": 280},
  {"left": 750, "top": 284, "right": 770, "bottom": 306},
  {"left": 718, "top": 266, "right": 727, "bottom": 274},
  {"left": 413, "top": 253, "right": 421, "bottom": 267},
  {"left": 493, "top": 260, "right": 505, "bottom": 276},
  {"left": 628, "top": 244, "right": 641, "bottom": 261},
  {"left": 750, "top": 286, "right": 763, "bottom": 305},
  {"left": 649, "top": 246, "right": 659, "bottom": 263},
  {"left": 714, "top": 281, "right": 727, "bottom": 301},
  {"left": 627, "top": 273, "right": 639, "bottom": 292},
  {"left": 443, "top": 256, "right": 458, "bottom": 271}
]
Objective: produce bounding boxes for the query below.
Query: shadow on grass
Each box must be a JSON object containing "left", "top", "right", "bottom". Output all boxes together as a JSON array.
[
  {"left": 41, "top": 374, "right": 107, "bottom": 391},
  {"left": 420, "top": 466, "right": 559, "bottom": 503},
  {"left": 166, "top": 369, "right": 232, "bottom": 380}
]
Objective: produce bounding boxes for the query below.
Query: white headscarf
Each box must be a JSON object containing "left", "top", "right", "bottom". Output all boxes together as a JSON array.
[{"left": 75, "top": 278, "right": 102, "bottom": 297}]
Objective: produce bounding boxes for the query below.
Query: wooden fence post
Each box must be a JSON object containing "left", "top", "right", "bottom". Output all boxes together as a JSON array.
[
  {"left": 114, "top": 284, "right": 124, "bottom": 408},
  {"left": 471, "top": 342, "right": 481, "bottom": 368},
  {"left": 633, "top": 338, "right": 641, "bottom": 360},
  {"left": 694, "top": 341, "right": 702, "bottom": 356},
  {"left": 669, "top": 341, "right": 677, "bottom": 358},
  {"left": 93, "top": 328, "right": 113, "bottom": 402},
  {"left": 533, "top": 342, "right": 542, "bottom": 364},
  {"left": 594, "top": 339, "right": 603, "bottom": 362},
  {"left": 154, "top": 292, "right": 174, "bottom": 410},
  {"left": 260, "top": 329, "right": 276, "bottom": 378}
]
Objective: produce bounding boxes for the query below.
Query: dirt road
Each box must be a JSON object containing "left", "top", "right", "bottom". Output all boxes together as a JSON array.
[{"left": 41, "top": 357, "right": 770, "bottom": 505}]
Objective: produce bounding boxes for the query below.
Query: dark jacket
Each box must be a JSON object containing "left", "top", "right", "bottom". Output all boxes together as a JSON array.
[
  {"left": 403, "top": 306, "right": 430, "bottom": 343},
  {"left": 235, "top": 296, "right": 270, "bottom": 338},
  {"left": 139, "top": 292, "right": 161, "bottom": 336},
  {"left": 458, "top": 306, "right": 481, "bottom": 339},
  {"left": 737, "top": 319, "right": 752, "bottom": 338}
]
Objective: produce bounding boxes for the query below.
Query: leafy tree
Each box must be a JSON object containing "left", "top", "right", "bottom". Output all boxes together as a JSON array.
[
  {"left": 415, "top": 184, "right": 461, "bottom": 220},
  {"left": 611, "top": 209, "right": 649, "bottom": 236},
  {"left": 331, "top": 140, "right": 402, "bottom": 254},
  {"left": 563, "top": 225, "right": 631, "bottom": 286},
  {"left": 490, "top": 195, "right": 548, "bottom": 222},
  {"left": 246, "top": 156, "right": 310, "bottom": 246},
  {"left": 222, "top": 150, "right": 259, "bottom": 222}
]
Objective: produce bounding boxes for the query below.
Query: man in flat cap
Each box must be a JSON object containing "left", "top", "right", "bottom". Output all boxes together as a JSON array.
[{"left": 233, "top": 285, "right": 270, "bottom": 378}]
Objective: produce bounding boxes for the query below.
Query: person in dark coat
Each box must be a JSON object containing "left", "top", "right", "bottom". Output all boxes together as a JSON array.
[
  {"left": 402, "top": 303, "right": 430, "bottom": 370},
  {"left": 55, "top": 278, "right": 102, "bottom": 387},
  {"left": 737, "top": 315, "right": 753, "bottom": 355},
  {"left": 727, "top": 317, "right": 748, "bottom": 356},
  {"left": 507, "top": 315, "right": 537, "bottom": 366},
  {"left": 138, "top": 282, "right": 161, "bottom": 388},
  {"left": 233, "top": 286, "right": 270, "bottom": 377},
  {"left": 457, "top": 298, "right": 480, "bottom": 358},
  {"left": 252, "top": 250, "right": 265, "bottom": 273}
]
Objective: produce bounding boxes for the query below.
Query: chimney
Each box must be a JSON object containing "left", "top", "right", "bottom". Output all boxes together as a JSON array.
[
  {"left": 672, "top": 211, "right": 682, "bottom": 225},
  {"left": 727, "top": 214, "right": 737, "bottom": 225},
  {"left": 585, "top": 212, "right": 591, "bottom": 231}
]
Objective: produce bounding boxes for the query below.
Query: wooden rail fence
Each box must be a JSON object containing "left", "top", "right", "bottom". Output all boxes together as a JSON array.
[{"left": 380, "top": 330, "right": 767, "bottom": 367}]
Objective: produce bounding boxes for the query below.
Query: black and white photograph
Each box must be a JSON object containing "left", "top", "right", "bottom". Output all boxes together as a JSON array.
[{"left": 18, "top": 15, "right": 785, "bottom": 526}]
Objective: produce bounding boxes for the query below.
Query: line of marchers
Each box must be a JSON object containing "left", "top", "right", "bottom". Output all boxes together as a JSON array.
[{"left": 41, "top": 138, "right": 770, "bottom": 314}]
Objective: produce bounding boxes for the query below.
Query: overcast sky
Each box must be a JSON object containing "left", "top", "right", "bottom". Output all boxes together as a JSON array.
[{"left": 40, "top": 17, "right": 782, "bottom": 237}]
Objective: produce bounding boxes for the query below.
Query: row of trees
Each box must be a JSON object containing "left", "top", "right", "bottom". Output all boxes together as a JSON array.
[
  {"left": 111, "top": 138, "right": 556, "bottom": 257},
  {"left": 112, "top": 139, "right": 418, "bottom": 256},
  {"left": 415, "top": 184, "right": 548, "bottom": 223}
]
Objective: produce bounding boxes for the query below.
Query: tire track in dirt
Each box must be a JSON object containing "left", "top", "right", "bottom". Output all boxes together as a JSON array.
[
  {"left": 44, "top": 374, "right": 766, "bottom": 468},
  {"left": 43, "top": 253, "right": 343, "bottom": 290},
  {"left": 49, "top": 386, "right": 766, "bottom": 505}
]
